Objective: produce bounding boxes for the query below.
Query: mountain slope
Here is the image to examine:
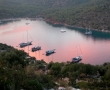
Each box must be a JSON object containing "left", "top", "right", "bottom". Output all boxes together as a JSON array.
[{"left": 0, "top": 0, "right": 110, "bottom": 30}]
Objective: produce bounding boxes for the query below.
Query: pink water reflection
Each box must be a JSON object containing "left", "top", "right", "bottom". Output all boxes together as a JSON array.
[
  {"left": 0, "top": 24, "right": 11, "bottom": 30},
  {"left": 0, "top": 19, "right": 110, "bottom": 65},
  {"left": 1, "top": 25, "right": 31, "bottom": 35}
]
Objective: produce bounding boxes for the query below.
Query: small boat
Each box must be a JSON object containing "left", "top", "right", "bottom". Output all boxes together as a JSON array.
[
  {"left": 19, "top": 31, "right": 32, "bottom": 48},
  {"left": 26, "top": 22, "right": 30, "bottom": 25},
  {"left": 85, "top": 27, "right": 92, "bottom": 35},
  {"left": 19, "top": 41, "right": 32, "bottom": 48},
  {"left": 72, "top": 55, "right": 82, "bottom": 63},
  {"left": 72, "top": 45, "right": 82, "bottom": 63},
  {"left": 31, "top": 39, "right": 41, "bottom": 52},
  {"left": 46, "top": 49, "right": 55, "bottom": 56},
  {"left": 60, "top": 29, "right": 66, "bottom": 33},
  {"left": 31, "top": 46, "right": 41, "bottom": 52},
  {"left": 85, "top": 30, "right": 92, "bottom": 35}
]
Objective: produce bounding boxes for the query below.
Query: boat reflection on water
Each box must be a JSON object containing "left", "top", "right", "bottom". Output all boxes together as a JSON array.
[{"left": 46, "top": 52, "right": 56, "bottom": 56}]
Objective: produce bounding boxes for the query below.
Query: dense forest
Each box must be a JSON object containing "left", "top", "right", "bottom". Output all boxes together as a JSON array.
[
  {"left": 0, "top": 0, "right": 110, "bottom": 31},
  {"left": 0, "top": 43, "right": 110, "bottom": 89}
]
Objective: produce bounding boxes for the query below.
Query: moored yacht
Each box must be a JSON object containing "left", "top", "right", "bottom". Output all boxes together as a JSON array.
[
  {"left": 46, "top": 49, "right": 55, "bottom": 56},
  {"left": 72, "top": 45, "right": 82, "bottom": 63},
  {"left": 85, "top": 27, "right": 92, "bottom": 35},
  {"left": 26, "top": 22, "right": 30, "bottom": 25},
  {"left": 19, "top": 41, "right": 32, "bottom": 48},
  {"left": 60, "top": 29, "right": 66, "bottom": 33},
  {"left": 72, "top": 55, "right": 82, "bottom": 63},
  {"left": 31, "top": 46, "right": 41, "bottom": 52},
  {"left": 85, "top": 30, "right": 92, "bottom": 35}
]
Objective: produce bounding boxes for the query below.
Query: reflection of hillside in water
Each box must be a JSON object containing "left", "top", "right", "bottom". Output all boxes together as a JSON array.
[
  {"left": 46, "top": 22, "right": 110, "bottom": 41},
  {"left": 0, "top": 19, "right": 21, "bottom": 26},
  {"left": 67, "top": 26, "right": 110, "bottom": 41}
]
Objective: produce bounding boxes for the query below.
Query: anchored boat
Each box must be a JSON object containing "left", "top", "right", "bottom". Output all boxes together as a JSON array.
[
  {"left": 85, "top": 27, "right": 92, "bottom": 35},
  {"left": 72, "top": 45, "right": 82, "bottom": 63},
  {"left": 31, "top": 46, "right": 41, "bottom": 52},
  {"left": 46, "top": 49, "right": 55, "bottom": 56}
]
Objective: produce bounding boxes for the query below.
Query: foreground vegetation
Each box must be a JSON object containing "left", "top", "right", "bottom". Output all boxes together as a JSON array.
[
  {"left": 0, "top": 0, "right": 110, "bottom": 31},
  {"left": 0, "top": 43, "right": 110, "bottom": 90}
]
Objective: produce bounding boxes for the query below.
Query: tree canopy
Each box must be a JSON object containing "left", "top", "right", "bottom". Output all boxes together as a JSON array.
[{"left": 0, "top": 0, "right": 110, "bottom": 30}]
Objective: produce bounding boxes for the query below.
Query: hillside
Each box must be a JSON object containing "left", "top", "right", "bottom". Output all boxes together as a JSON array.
[
  {"left": 1, "top": 43, "right": 110, "bottom": 89},
  {"left": 0, "top": 0, "right": 110, "bottom": 31}
]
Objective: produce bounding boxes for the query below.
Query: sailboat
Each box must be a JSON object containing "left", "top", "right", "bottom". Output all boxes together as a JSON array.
[
  {"left": 46, "top": 49, "right": 55, "bottom": 56},
  {"left": 31, "top": 46, "right": 41, "bottom": 52},
  {"left": 19, "top": 31, "right": 32, "bottom": 48},
  {"left": 19, "top": 41, "right": 32, "bottom": 48},
  {"left": 31, "top": 39, "right": 41, "bottom": 52},
  {"left": 26, "top": 22, "right": 30, "bottom": 25},
  {"left": 72, "top": 55, "right": 82, "bottom": 63},
  {"left": 85, "top": 27, "right": 92, "bottom": 35},
  {"left": 72, "top": 45, "right": 82, "bottom": 63},
  {"left": 60, "top": 28, "right": 66, "bottom": 33}
]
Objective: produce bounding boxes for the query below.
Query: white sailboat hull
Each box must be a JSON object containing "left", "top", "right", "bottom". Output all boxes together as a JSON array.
[{"left": 72, "top": 56, "right": 82, "bottom": 63}]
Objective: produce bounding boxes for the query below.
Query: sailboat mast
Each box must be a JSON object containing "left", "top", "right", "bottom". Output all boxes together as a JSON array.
[
  {"left": 27, "top": 31, "right": 29, "bottom": 54},
  {"left": 76, "top": 45, "right": 78, "bottom": 56},
  {"left": 89, "top": 26, "right": 90, "bottom": 31},
  {"left": 23, "top": 33, "right": 25, "bottom": 51},
  {"left": 38, "top": 39, "right": 39, "bottom": 46},
  {"left": 27, "top": 31, "right": 28, "bottom": 42},
  {"left": 78, "top": 44, "right": 82, "bottom": 55},
  {"left": 86, "top": 27, "right": 87, "bottom": 32}
]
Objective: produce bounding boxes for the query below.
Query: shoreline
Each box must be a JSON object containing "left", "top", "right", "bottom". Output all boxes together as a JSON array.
[
  {"left": 44, "top": 18, "right": 110, "bottom": 33},
  {"left": 0, "top": 17, "right": 110, "bottom": 33}
]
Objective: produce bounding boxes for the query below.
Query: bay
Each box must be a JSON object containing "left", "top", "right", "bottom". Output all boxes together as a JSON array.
[{"left": 0, "top": 18, "right": 110, "bottom": 65}]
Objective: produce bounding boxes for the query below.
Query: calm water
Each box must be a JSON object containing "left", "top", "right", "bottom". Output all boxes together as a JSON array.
[{"left": 0, "top": 18, "right": 110, "bottom": 65}]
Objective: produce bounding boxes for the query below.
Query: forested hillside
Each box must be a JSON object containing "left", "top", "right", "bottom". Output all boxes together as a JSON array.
[
  {"left": 0, "top": 0, "right": 110, "bottom": 30},
  {"left": 1, "top": 43, "right": 110, "bottom": 89}
]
